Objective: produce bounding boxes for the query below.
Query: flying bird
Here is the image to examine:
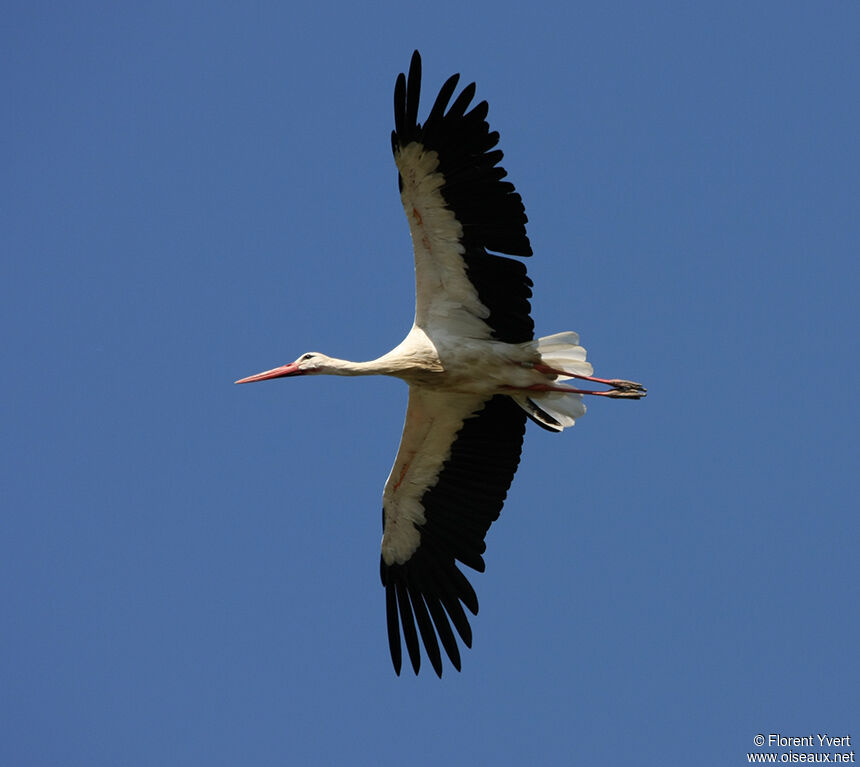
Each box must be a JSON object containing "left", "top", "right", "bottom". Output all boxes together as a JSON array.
[{"left": 237, "top": 51, "right": 645, "bottom": 677}]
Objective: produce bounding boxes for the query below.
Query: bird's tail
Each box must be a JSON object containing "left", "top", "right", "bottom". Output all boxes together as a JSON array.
[{"left": 512, "top": 332, "right": 592, "bottom": 432}]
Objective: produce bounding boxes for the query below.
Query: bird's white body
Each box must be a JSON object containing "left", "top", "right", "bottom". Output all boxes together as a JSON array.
[
  {"left": 237, "top": 52, "right": 644, "bottom": 677},
  {"left": 349, "top": 327, "right": 586, "bottom": 392}
]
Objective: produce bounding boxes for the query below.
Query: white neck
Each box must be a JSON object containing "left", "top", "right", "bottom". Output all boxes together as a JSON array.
[
  {"left": 313, "top": 328, "right": 442, "bottom": 380},
  {"left": 323, "top": 356, "right": 406, "bottom": 377}
]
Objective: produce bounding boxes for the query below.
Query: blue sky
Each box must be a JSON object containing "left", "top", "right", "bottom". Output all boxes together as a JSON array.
[{"left": 3, "top": 2, "right": 858, "bottom": 765}]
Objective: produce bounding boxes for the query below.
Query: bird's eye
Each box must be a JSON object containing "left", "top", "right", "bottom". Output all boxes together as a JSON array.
[{"left": 302, "top": 353, "right": 315, "bottom": 361}]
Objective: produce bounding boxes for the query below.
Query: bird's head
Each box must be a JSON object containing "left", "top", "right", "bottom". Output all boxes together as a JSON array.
[{"left": 235, "top": 352, "right": 332, "bottom": 384}]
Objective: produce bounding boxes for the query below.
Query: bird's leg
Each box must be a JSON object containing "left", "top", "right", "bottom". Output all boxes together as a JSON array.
[
  {"left": 519, "top": 383, "right": 645, "bottom": 399},
  {"left": 533, "top": 363, "right": 646, "bottom": 394},
  {"left": 578, "top": 387, "right": 645, "bottom": 399}
]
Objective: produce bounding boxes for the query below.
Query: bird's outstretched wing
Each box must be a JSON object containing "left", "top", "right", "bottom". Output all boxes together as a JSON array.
[
  {"left": 380, "top": 388, "right": 527, "bottom": 676},
  {"left": 392, "top": 51, "right": 535, "bottom": 344}
]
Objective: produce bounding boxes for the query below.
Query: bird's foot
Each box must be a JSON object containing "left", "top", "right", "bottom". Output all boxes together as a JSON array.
[
  {"left": 594, "top": 387, "right": 646, "bottom": 399},
  {"left": 604, "top": 379, "right": 647, "bottom": 394}
]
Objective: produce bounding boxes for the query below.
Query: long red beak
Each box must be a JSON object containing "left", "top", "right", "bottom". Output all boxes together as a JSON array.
[{"left": 235, "top": 362, "right": 302, "bottom": 384}]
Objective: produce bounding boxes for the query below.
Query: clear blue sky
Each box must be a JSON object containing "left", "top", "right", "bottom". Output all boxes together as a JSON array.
[{"left": 3, "top": 2, "right": 858, "bottom": 765}]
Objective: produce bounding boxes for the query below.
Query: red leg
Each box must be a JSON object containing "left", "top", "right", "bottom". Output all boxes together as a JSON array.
[
  {"left": 533, "top": 363, "right": 646, "bottom": 394},
  {"left": 513, "top": 383, "right": 645, "bottom": 399}
]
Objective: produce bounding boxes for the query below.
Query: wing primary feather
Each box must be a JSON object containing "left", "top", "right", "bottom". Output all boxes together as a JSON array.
[
  {"left": 384, "top": 578, "right": 402, "bottom": 675},
  {"left": 395, "top": 579, "right": 421, "bottom": 675},
  {"left": 425, "top": 73, "right": 460, "bottom": 131},
  {"left": 408, "top": 587, "right": 443, "bottom": 677},
  {"left": 427, "top": 604, "right": 461, "bottom": 670},
  {"left": 483, "top": 148, "right": 504, "bottom": 167},
  {"left": 421, "top": 589, "right": 462, "bottom": 671},
  {"left": 393, "top": 72, "right": 406, "bottom": 139},
  {"left": 448, "top": 561, "right": 480, "bottom": 615},
  {"left": 419, "top": 554, "right": 474, "bottom": 649},
  {"left": 435, "top": 576, "right": 474, "bottom": 647},
  {"left": 468, "top": 99, "right": 490, "bottom": 124},
  {"left": 413, "top": 562, "right": 462, "bottom": 671},
  {"left": 405, "top": 50, "right": 421, "bottom": 136},
  {"left": 447, "top": 81, "right": 476, "bottom": 119}
]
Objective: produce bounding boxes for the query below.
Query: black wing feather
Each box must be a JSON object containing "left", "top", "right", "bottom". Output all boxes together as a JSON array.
[
  {"left": 395, "top": 579, "right": 421, "bottom": 675},
  {"left": 409, "top": 588, "right": 443, "bottom": 677},
  {"left": 380, "top": 395, "right": 527, "bottom": 676},
  {"left": 392, "top": 51, "right": 534, "bottom": 343}
]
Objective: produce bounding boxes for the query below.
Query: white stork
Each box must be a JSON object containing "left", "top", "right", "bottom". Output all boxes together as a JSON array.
[{"left": 237, "top": 51, "right": 645, "bottom": 677}]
